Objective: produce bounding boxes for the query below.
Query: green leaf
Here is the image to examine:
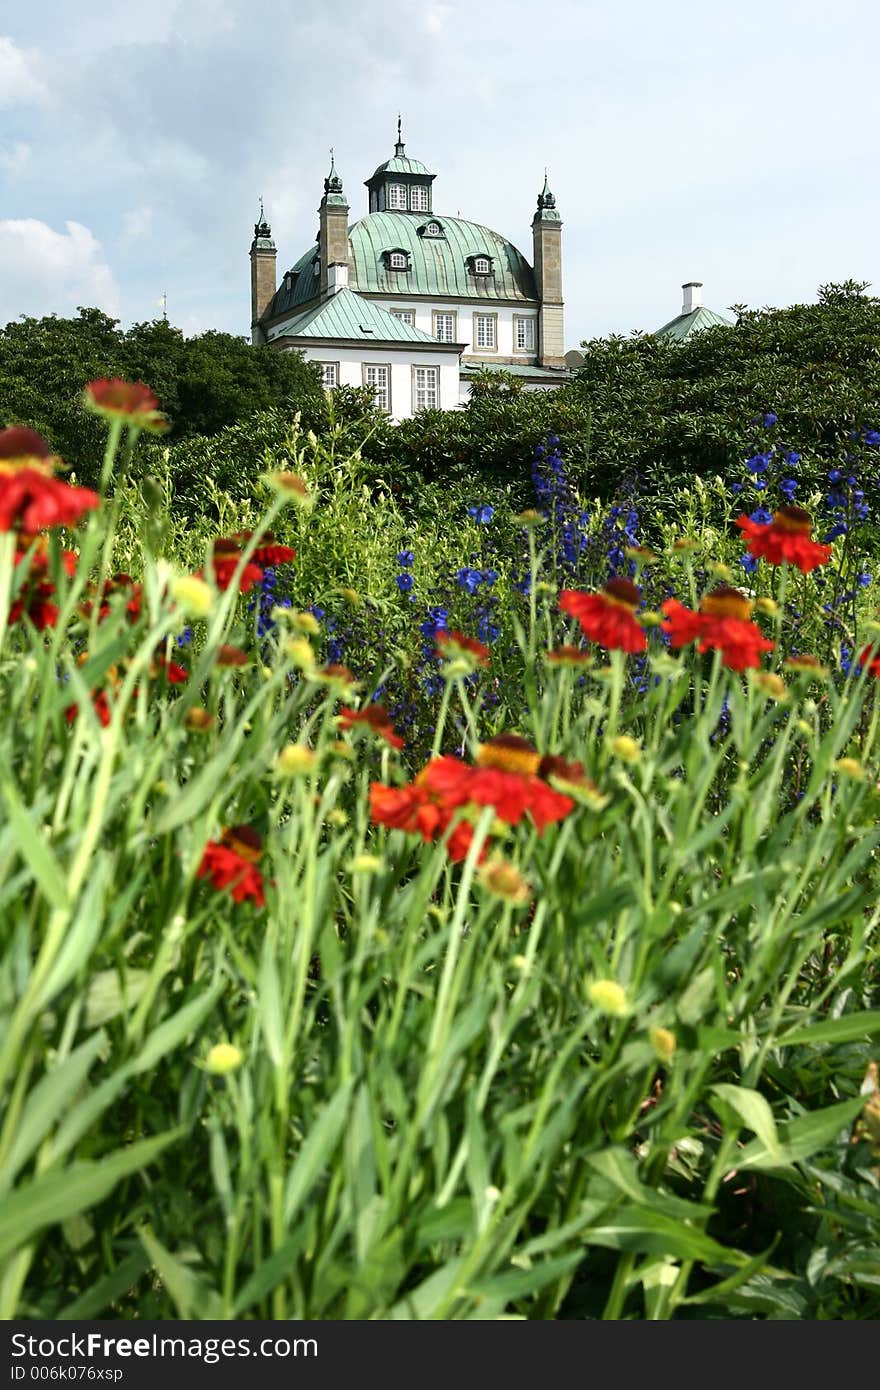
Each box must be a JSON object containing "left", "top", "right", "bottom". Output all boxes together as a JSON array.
[
  {"left": 34, "top": 853, "right": 111, "bottom": 1008},
  {"left": 0, "top": 1031, "right": 106, "bottom": 1191},
  {"left": 711, "top": 1084, "right": 782, "bottom": 1159},
  {"left": 777, "top": 1010, "right": 880, "bottom": 1047},
  {"left": 283, "top": 1082, "right": 355, "bottom": 1227},
  {"left": 582, "top": 1206, "right": 746, "bottom": 1264},
  {"left": 258, "top": 935, "right": 284, "bottom": 1068},
  {"left": 232, "top": 1229, "right": 310, "bottom": 1316},
  {"left": 56, "top": 1248, "right": 150, "bottom": 1320},
  {"left": 128, "top": 980, "right": 223, "bottom": 1076},
  {"left": 737, "top": 1096, "right": 865, "bottom": 1171},
  {"left": 138, "top": 1225, "right": 223, "bottom": 1319},
  {"left": 0, "top": 1131, "right": 180, "bottom": 1262},
  {"left": 0, "top": 777, "right": 69, "bottom": 911}
]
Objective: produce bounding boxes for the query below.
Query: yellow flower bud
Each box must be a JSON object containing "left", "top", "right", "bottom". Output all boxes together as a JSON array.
[
  {"left": 170, "top": 575, "right": 214, "bottom": 618},
  {"left": 285, "top": 636, "right": 316, "bottom": 671},
  {"left": 650, "top": 1026, "right": 677, "bottom": 1062},
  {"left": 755, "top": 596, "right": 779, "bottom": 616},
  {"left": 204, "top": 1043, "right": 243, "bottom": 1075},
  {"left": 588, "top": 978, "right": 628, "bottom": 1017},
  {"left": 610, "top": 734, "right": 641, "bottom": 764},
  {"left": 349, "top": 854, "right": 384, "bottom": 875},
  {"left": 276, "top": 743, "right": 316, "bottom": 777},
  {"left": 834, "top": 757, "right": 864, "bottom": 781},
  {"left": 478, "top": 857, "right": 532, "bottom": 905},
  {"left": 291, "top": 611, "right": 321, "bottom": 635}
]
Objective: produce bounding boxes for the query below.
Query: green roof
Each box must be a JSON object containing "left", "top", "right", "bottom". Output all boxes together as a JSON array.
[
  {"left": 654, "top": 305, "right": 735, "bottom": 340},
  {"left": 461, "top": 361, "right": 571, "bottom": 382},
  {"left": 266, "top": 287, "right": 449, "bottom": 346},
  {"left": 368, "top": 155, "right": 434, "bottom": 179},
  {"left": 262, "top": 211, "right": 538, "bottom": 323}
]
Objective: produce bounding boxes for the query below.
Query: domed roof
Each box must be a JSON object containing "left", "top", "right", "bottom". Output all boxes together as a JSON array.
[
  {"left": 368, "top": 154, "right": 434, "bottom": 179},
  {"left": 263, "top": 211, "right": 538, "bottom": 323}
]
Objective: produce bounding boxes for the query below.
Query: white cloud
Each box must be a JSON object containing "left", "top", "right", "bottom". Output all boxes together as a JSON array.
[
  {"left": 0, "top": 219, "right": 120, "bottom": 324},
  {"left": 0, "top": 36, "right": 48, "bottom": 107}
]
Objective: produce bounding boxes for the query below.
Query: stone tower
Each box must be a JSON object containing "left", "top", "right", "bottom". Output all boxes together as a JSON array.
[
  {"left": 318, "top": 153, "right": 349, "bottom": 297},
  {"left": 250, "top": 201, "right": 277, "bottom": 345},
  {"left": 532, "top": 174, "right": 564, "bottom": 368}
]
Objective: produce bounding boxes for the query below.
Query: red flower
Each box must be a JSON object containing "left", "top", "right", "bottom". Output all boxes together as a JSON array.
[
  {"left": 10, "top": 580, "right": 59, "bottom": 630},
  {"left": 436, "top": 629, "right": 490, "bottom": 666},
  {"left": 370, "top": 740, "right": 576, "bottom": 864},
  {"left": 858, "top": 645, "right": 880, "bottom": 678},
  {"left": 231, "top": 531, "right": 296, "bottom": 568},
  {"left": 215, "top": 644, "right": 249, "bottom": 667},
  {"left": 197, "top": 826, "right": 265, "bottom": 907},
  {"left": 560, "top": 578, "right": 647, "bottom": 653},
  {"left": 199, "top": 539, "right": 264, "bottom": 593},
  {"left": 662, "top": 588, "right": 775, "bottom": 672},
  {"left": 0, "top": 426, "right": 55, "bottom": 468},
  {"left": 736, "top": 506, "right": 832, "bottom": 573},
  {"left": 153, "top": 651, "right": 189, "bottom": 684},
  {"left": 0, "top": 470, "right": 100, "bottom": 533},
  {"left": 84, "top": 379, "right": 169, "bottom": 433},
  {"left": 65, "top": 690, "right": 112, "bottom": 728},
  {"left": 14, "top": 535, "right": 78, "bottom": 578},
  {"left": 339, "top": 703, "right": 404, "bottom": 748}
]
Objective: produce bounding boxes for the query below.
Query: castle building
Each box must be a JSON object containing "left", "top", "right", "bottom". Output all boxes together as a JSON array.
[{"left": 249, "top": 124, "right": 571, "bottom": 420}]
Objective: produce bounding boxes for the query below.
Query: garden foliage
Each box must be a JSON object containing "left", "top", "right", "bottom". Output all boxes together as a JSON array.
[{"left": 0, "top": 380, "right": 878, "bottom": 1321}]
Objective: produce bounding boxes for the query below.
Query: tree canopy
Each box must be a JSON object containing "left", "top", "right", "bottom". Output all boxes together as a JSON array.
[{"left": 0, "top": 307, "right": 324, "bottom": 484}]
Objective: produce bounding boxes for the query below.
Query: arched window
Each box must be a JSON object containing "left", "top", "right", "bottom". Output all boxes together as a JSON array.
[
  {"left": 389, "top": 251, "right": 408, "bottom": 270},
  {"left": 388, "top": 184, "right": 407, "bottom": 210},
  {"left": 410, "top": 185, "right": 429, "bottom": 212},
  {"left": 423, "top": 221, "right": 443, "bottom": 237},
  {"left": 473, "top": 256, "right": 491, "bottom": 275}
]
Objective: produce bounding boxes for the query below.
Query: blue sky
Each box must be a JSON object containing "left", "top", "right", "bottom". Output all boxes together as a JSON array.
[{"left": 2, "top": 0, "right": 878, "bottom": 346}]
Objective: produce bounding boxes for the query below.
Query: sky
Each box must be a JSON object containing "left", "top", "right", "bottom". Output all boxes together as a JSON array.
[{"left": 1, "top": 0, "right": 879, "bottom": 348}]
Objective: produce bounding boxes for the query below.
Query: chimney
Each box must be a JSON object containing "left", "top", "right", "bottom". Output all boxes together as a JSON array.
[
  {"left": 327, "top": 262, "right": 349, "bottom": 296},
  {"left": 682, "top": 281, "right": 703, "bottom": 314}
]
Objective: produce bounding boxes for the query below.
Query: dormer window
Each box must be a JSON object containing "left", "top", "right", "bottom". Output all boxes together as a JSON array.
[
  {"left": 409, "top": 185, "right": 429, "bottom": 212},
  {"left": 419, "top": 220, "right": 444, "bottom": 238},
  {"left": 388, "top": 183, "right": 407, "bottom": 210},
  {"left": 384, "top": 249, "right": 411, "bottom": 272},
  {"left": 470, "top": 255, "right": 492, "bottom": 276}
]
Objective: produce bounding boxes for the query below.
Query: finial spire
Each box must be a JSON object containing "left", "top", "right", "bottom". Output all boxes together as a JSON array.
[
  {"left": 324, "top": 149, "right": 344, "bottom": 196},
  {"left": 254, "top": 196, "right": 271, "bottom": 238},
  {"left": 537, "top": 169, "right": 556, "bottom": 211},
  {"left": 395, "top": 113, "right": 405, "bottom": 157}
]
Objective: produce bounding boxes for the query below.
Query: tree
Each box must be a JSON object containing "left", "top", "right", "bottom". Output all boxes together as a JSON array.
[{"left": 0, "top": 307, "right": 325, "bottom": 484}]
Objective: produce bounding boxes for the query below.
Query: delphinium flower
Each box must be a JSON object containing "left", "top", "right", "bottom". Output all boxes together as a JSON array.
[
  {"left": 559, "top": 578, "right": 648, "bottom": 654},
  {"left": 197, "top": 825, "right": 266, "bottom": 908},
  {"left": 736, "top": 505, "right": 832, "bottom": 574},
  {"left": 530, "top": 435, "right": 590, "bottom": 576},
  {"left": 662, "top": 586, "right": 775, "bottom": 672}
]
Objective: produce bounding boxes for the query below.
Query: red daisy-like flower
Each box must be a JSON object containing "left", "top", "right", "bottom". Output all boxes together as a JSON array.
[
  {"left": 858, "top": 645, "right": 880, "bottom": 679},
  {"left": 736, "top": 506, "right": 832, "bottom": 574},
  {"left": 0, "top": 426, "right": 56, "bottom": 470},
  {"left": 662, "top": 588, "right": 775, "bottom": 672},
  {"left": 10, "top": 580, "right": 59, "bottom": 630},
  {"left": 231, "top": 531, "right": 296, "bottom": 569},
  {"left": 83, "top": 379, "right": 170, "bottom": 434},
  {"left": 338, "top": 703, "right": 404, "bottom": 748},
  {"left": 197, "top": 826, "right": 266, "bottom": 907},
  {"left": 436, "top": 629, "right": 490, "bottom": 666},
  {"left": 559, "top": 578, "right": 647, "bottom": 653},
  {"left": 199, "top": 539, "right": 264, "bottom": 593},
  {"left": 0, "top": 470, "right": 100, "bottom": 533},
  {"left": 14, "top": 535, "right": 78, "bottom": 578}
]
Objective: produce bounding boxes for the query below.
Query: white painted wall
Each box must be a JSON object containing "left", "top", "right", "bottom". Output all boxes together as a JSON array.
[
  {"left": 286, "top": 343, "right": 459, "bottom": 421},
  {"left": 372, "top": 298, "right": 539, "bottom": 358}
]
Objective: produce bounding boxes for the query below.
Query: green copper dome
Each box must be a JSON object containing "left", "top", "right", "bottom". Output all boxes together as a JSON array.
[
  {"left": 655, "top": 305, "right": 735, "bottom": 340},
  {"left": 262, "top": 211, "right": 538, "bottom": 325},
  {"left": 368, "top": 154, "right": 434, "bottom": 179}
]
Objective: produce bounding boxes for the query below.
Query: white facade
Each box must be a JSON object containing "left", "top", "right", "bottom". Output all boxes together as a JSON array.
[
  {"left": 371, "top": 298, "right": 539, "bottom": 360},
  {"left": 285, "top": 343, "right": 460, "bottom": 419}
]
